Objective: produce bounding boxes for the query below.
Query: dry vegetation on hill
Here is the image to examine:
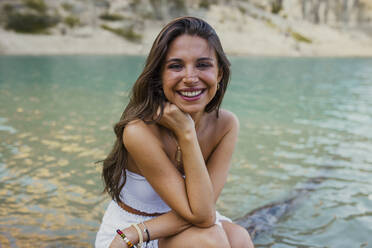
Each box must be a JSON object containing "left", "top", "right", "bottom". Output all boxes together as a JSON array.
[{"left": 0, "top": 0, "right": 372, "bottom": 56}]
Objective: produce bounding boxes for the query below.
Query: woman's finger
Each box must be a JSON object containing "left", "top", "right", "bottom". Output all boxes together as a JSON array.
[
  {"left": 163, "top": 102, "right": 172, "bottom": 115},
  {"left": 156, "top": 106, "right": 161, "bottom": 117}
]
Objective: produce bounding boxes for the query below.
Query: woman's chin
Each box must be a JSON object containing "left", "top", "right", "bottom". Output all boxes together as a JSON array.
[{"left": 178, "top": 105, "right": 205, "bottom": 115}]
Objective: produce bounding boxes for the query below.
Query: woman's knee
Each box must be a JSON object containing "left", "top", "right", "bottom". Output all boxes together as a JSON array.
[
  {"left": 159, "top": 224, "right": 231, "bottom": 248},
  {"left": 192, "top": 225, "right": 231, "bottom": 248},
  {"left": 232, "top": 226, "right": 254, "bottom": 248},
  {"left": 222, "top": 222, "right": 254, "bottom": 248}
]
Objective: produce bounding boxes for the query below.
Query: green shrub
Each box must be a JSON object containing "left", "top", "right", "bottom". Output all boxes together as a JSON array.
[
  {"left": 129, "top": 0, "right": 141, "bottom": 9},
  {"left": 99, "top": 12, "right": 124, "bottom": 21},
  {"left": 199, "top": 0, "right": 210, "bottom": 9},
  {"left": 24, "top": 0, "right": 47, "bottom": 13},
  {"left": 253, "top": 3, "right": 265, "bottom": 10},
  {"left": 3, "top": 4, "right": 14, "bottom": 13},
  {"left": 101, "top": 24, "right": 142, "bottom": 42},
  {"left": 271, "top": 2, "right": 282, "bottom": 14},
  {"left": 61, "top": 3, "right": 73, "bottom": 12},
  {"left": 174, "top": 0, "right": 186, "bottom": 9},
  {"left": 266, "top": 19, "right": 276, "bottom": 29},
  {"left": 64, "top": 16, "right": 80, "bottom": 28},
  {"left": 5, "top": 12, "right": 59, "bottom": 33},
  {"left": 290, "top": 30, "right": 312, "bottom": 43},
  {"left": 140, "top": 11, "right": 154, "bottom": 19},
  {"left": 238, "top": 6, "right": 246, "bottom": 14}
]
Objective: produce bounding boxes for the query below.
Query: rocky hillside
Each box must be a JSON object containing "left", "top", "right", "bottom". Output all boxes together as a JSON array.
[{"left": 0, "top": 0, "right": 372, "bottom": 56}]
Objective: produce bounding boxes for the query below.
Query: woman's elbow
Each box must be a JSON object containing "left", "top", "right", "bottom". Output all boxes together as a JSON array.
[
  {"left": 189, "top": 211, "right": 216, "bottom": 228},
  {"left": 194, "top": 218, "right": 215, "bottom": 228}
]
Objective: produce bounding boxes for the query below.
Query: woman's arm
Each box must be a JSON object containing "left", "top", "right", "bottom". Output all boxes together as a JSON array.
[
  {"left": 204, "top": 111, "right": 240, "bottom": 203},
  {"left": 123, "top": 103, "right": 215, "bottom": 226},
  {"left": 109, "top": 210, "right": 190, "bottom": 248},
  {"left": 110, "top": 110, "right": 239, "bottom": 247}
]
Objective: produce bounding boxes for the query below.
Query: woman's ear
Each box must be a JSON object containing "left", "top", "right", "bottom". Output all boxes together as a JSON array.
[{"left": 217, "top": 67, "right": 223, "bottom": 84}]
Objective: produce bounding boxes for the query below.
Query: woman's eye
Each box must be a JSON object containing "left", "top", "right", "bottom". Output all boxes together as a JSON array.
[
  {"left": 168, "top": 64, "right": 182, "bottom": 70},
  {"left": 197, "top": 63, "right": 212, "bottom": 69}
]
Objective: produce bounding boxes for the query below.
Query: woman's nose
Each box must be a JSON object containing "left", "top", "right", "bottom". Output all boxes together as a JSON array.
[
  {"left": 183, "top": 66, "right": 198, "bottom": 84},
  {"left": 182, "top": 76, "right": 198, "bottom": 84}
]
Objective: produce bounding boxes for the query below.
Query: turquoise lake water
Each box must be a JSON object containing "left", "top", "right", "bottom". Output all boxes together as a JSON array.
[{"left": 0, "top": 56, "right": 371, "bottom": 247}]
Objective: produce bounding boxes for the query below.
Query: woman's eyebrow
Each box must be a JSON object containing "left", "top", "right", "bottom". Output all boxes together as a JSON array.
[
  {"left": 165, "top": 58, "right": 183, "bottom": 64},
  {"left": 165, "top": 57, "right": 215, "bottom": 64},
  {"left": 197, "top": 57, "right": 214, "bottom": 61}
]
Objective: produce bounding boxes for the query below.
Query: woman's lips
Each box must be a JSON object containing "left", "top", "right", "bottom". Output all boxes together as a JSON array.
[{"left": 177, "top": 89, "right": 205, "bottom": 101}]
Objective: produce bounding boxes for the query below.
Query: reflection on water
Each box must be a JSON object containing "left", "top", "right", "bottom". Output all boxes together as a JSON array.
[{"left": 0, "top": 56, "right": 371, "bottom": 247}]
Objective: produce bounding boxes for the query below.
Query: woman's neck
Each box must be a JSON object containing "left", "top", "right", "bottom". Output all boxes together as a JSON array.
[{"left": 190, "top": 111, "right": 204, "bottom": 132}]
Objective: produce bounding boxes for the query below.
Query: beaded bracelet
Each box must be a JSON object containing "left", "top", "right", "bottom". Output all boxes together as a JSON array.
[{"left": 116, "top": 229, "right": 136, "bottom": 248}]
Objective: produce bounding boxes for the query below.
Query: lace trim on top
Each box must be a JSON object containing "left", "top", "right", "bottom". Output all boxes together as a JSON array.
[{"left": 119, "top": 170, "right": 171, "bottom": 214}]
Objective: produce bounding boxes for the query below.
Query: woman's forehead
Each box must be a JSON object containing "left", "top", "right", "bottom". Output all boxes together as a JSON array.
[{"left": 165, "top": 34, "right": 216, "bottom": 60}]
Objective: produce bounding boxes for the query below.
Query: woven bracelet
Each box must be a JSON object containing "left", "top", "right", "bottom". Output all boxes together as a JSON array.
[{"left": 141, "top": 222, "right": 151, "bottom": 244}]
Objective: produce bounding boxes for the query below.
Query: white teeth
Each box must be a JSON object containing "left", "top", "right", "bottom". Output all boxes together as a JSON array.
[{"left": 180, "top": 90, "right": 202, "bottom": 97}]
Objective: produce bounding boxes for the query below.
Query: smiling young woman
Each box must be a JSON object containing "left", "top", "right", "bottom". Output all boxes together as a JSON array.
[
  {"left": 96, "top": 17, "right": 254, "bottom": 248},
  {"left": 161, "top": 34, "right": 222, "bottom": 116}
]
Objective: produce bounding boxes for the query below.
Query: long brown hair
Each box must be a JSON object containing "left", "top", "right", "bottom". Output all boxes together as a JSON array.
[{"left": 102, "top": 16, "right": 231, "bottom": 202}]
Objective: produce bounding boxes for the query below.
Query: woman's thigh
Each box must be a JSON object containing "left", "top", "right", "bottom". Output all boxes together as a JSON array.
[
  {"left": 221, "top": 221, "right": 254, "bottom": 248},
  {"left": 158, "top": 224, "right": 230, "bottom": 248}
]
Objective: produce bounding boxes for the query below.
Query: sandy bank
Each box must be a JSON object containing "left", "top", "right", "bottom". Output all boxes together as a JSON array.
[{"left": 1, "top": 5, "right": 372, "bottom": 57}]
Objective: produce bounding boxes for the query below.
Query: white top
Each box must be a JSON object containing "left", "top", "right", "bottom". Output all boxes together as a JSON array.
[
  {"left": 119, "top": 169, "right": 172, "bottom": 214},
  {"left": 96, "top": 170, "right": 232, "bottom": 247}
]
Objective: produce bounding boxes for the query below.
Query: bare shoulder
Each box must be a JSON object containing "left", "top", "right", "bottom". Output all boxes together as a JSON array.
[
  {"left": 123, "top": 119, "right": 161, "bottom": 148},
  {"left": 214, "top": 109, "right": 240, "bottom": 133},
  {"left": 123, "top": 119, "right": 147, "bottom": 139},
  {"left": 219, "top": 109, "right": 239, "bottom": 128}
]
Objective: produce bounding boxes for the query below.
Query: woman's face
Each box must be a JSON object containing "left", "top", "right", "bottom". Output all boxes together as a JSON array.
[{"left": 161, "top": 34, "right": 222, "bottom": 114}]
